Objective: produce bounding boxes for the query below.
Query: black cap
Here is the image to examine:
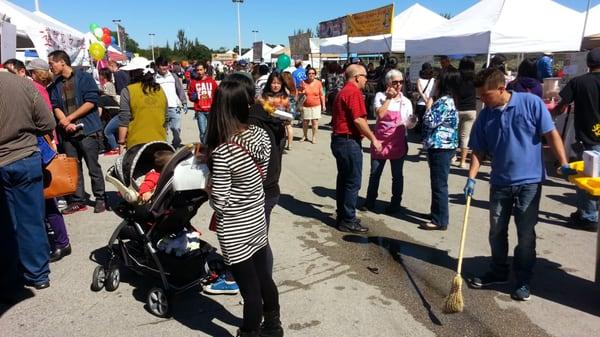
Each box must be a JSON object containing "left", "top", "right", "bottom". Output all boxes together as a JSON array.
[
  {"left": 421, "top": 62, "right": 432, "bottom": 70},
  {"left": 587, "top": 48, "right": 600, "bottom": 68}
]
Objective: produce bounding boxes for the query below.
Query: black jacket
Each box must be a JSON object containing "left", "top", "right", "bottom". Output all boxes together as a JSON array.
[{"left": 248, "top": 104, "right": 285, "bottom": 199}]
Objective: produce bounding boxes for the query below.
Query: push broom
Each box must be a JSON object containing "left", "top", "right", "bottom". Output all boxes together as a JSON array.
[{"left": 443, "top": 195, "right": 472, "bottom": 314}]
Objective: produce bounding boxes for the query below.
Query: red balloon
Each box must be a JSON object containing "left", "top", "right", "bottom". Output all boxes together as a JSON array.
[
  {"left": 102, "top": 27, "right": 111, "bottom": 35},
  {"left": 102, "top": 34, "right": 111, "bottom": 46}
]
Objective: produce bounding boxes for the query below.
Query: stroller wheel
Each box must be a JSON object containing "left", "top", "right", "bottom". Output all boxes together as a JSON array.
[
  {"left": 91, "top": 266, "right": 106, "bottom": 291},
  {"left": 104, "top": 267, "right": 120, "bottom": 292},
  {"left": 146, "top": 287, "right": 170, "bottom": 318}
]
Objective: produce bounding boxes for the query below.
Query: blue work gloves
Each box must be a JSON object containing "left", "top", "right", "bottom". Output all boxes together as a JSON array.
[
  {"left": 557, "top": 164, "right": 577, "bottom": 176},
  {"left": 464, "top": 178, "right": 476, "bottom": 198}
]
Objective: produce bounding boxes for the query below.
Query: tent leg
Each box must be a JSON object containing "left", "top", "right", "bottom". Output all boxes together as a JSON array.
[{"left": 486, "top": 52, "right": 491, "bottom": 68}]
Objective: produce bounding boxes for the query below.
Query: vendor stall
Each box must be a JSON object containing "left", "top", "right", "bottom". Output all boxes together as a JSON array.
[
  {"left": 0, "top": 0, "right": 85, "bottom": 65},
  {"left": 405, "top": 0, "right": 582, "bottom": 62}
]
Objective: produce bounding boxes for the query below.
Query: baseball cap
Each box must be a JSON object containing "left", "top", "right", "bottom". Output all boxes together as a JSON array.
[
  {"left": 351, "top": 57, "right": 360, "bottom": 64},
  {"left": 587, "top": 47, "right": 600, "bottom": 68},
  {"left": 238, "top": 59, "right": 248, "bottom": 67},
  {"left": 121, "top": 57, "right": 152, "bottom": 71},
  {"left": 26, "top": 58, "right": 49, "bottom": 71}
]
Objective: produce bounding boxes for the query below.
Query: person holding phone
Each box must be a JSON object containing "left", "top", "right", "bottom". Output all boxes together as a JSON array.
[{"left": 360, "top": 70, "right": 416, "bottom": 214}]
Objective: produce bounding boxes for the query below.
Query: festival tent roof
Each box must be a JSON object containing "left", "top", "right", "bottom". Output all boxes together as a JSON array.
[
  {"left": 405, "top": 0, "right": 583, "bottom": 57},
  {"left": 583, "top": 4, "right": 600, "bottom": 37},
  {"left": 0, "top": 0, "right": 86, "bottom": 64},
  {"left": 319, "top": 3, "right": 448, "bottom": 54}
]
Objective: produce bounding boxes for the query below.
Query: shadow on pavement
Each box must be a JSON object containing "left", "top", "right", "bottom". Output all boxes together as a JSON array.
[
  {"left": 0, "top": 288, "right": 35, "bottom": 318},
  {"left": 448, "top": 193, "right": 490, "bottom": 211},
  {"left": 89, "top": 246, "right": 241, "bottom": 336},
  {"left": 278, "top": 193, "right": 337, "bottom": 229},
  {"left": 343, "top": 234, "right": 600, "bottom": 318}
]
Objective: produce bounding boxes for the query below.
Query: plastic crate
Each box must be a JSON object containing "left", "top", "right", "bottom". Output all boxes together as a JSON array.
[{"left": 568, "top": 161, "right": 600, "bottom": 197}]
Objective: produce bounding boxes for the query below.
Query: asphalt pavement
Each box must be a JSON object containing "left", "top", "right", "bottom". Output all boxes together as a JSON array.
[{"left": 1, "top": 111, "right": 599, "bottom": 337}]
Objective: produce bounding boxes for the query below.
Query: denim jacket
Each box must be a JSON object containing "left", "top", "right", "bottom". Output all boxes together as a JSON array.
[
  {"left": 423, "top": 95, "right": 459, "bottom": 150},
  {"left": 48, "top": 69, "right": 101, "bottom": 137}
]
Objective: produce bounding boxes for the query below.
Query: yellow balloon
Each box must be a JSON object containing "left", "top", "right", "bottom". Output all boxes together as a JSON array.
[{"left": 89, "top": 42, "right": 105, "bottom": 61}]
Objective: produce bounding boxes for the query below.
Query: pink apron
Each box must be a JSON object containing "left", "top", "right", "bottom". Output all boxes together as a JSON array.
[{"left": 371, "top": 107, "right": 408, "bottom": 160}]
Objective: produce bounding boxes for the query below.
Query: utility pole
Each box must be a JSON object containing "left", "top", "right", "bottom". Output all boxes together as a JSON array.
[
  {"left": 149, "top": 33, "right": 155, "bottom": 61},
  {"left": 232, "top": 0, "right": 244, "bottom": 56},
  {"left": 252, "top": 29, "right": 259, "bottom": 42}
]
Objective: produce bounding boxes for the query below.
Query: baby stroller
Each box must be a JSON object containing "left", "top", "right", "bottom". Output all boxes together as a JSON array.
[{"left": 92, "top": 141, "right": 221, "bottom": 317}]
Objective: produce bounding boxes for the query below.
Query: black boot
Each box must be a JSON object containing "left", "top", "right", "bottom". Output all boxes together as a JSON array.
[
  {"left": 260, "top": 310, "right": 284, "bottom": 337},
  {"left": 237, "top": 329, "right": 259, "bottom": 337}
]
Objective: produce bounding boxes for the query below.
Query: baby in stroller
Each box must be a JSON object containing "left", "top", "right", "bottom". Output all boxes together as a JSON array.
[
  {"left": 138, "top": 150, "right": 173, "bottom": 203},
  {"left": 94, "top": 142, "right": 238, "bottom": 317}
]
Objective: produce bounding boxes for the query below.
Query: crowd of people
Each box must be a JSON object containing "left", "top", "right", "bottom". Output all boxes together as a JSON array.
[{"left": 2, "top": 45, "right": 600, "bottom": 335}]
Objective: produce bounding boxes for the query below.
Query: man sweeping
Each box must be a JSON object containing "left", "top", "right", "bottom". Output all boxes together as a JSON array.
[{"left": 464, "top": 68, "right": 574, "bottom": 301}]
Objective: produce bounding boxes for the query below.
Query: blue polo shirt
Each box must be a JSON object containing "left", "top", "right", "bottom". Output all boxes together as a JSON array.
[{"left": 469, "top": 92, "right": 555, "bottom": 186}]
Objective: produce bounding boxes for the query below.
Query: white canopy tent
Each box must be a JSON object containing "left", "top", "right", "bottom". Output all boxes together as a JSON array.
[
  {"left": 583, "top": 4, "right": 600, "bottom": 37},
  {"left": 405, "top": 0, "right": 583, "bottom": 59},
  {"left": 0, "top": 0, "right": 86, "bottom": 65},
  {"left": 319, "top": 3, "right": 447, "bottom": 55}
]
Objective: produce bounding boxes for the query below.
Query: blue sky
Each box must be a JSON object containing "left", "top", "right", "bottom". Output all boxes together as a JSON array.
[{"left": 8, "top": 0, "right": 600, "bottom": 50}]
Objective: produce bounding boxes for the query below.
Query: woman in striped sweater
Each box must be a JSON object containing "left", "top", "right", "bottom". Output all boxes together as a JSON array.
[{"left": 205, "top": 77, "right": 283, "bottom": 337}]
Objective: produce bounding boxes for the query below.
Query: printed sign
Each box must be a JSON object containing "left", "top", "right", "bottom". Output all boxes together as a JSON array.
[
  {"left": 253, "top": 42, "right": 263, "bottom": 62},
  {"left": 289, "top": 33, "right": 311, "bottom": 57},
  {"left": 347, "top": 4, "right": 394, "bottom": 37},
  {"left": 318, "top": 16, "right": 347, "bottom": 38},
  {"left": 212, "top": 53, "right": 238, "bottom": 62},
  {"left": 42, "top": 28, "right": 85, "bottom": 63}
]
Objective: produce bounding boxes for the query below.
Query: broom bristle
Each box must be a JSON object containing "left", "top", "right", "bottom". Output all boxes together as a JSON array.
[{"left": 443, "top": 274, "right": 464, "bottom": 314}]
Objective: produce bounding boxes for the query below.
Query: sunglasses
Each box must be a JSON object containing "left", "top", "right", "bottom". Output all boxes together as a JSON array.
[
  {"left": 355, "top": 74, "right": 367, "bottom": 78},
  {"left": 308, "top": 72, "right": 316, "bottom": 75},
  {"left": 391, "top": 80, "right": 404, "bottom": 85}
]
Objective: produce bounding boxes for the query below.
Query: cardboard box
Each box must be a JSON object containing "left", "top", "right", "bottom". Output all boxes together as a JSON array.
[{"left": 583, "top": 150, "right": 600, "bottom": 177}]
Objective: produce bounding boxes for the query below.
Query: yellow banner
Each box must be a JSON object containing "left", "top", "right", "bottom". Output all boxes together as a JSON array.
[{"left": 347, "top": 4, "right": 394, "bottom": 37}]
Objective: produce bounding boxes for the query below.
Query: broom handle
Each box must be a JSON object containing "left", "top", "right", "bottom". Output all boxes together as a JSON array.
[{"left": 456, "top": 196, "right": 472, "bottom": 275}]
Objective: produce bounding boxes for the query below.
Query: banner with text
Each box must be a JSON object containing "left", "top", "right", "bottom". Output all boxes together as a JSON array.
[
  {"left": 42, "top": 28, "right": 85, "bottom": 62},
  {"left": 253, "top": 42, "right": 263, "bottom": 62},
  {"left": 117, "top": 24, "right": 127, "bottom": 51},
  {"left": 318, "top": 16, "right": 347, "bottom": 38},
  {"left": 347, "top": 4, "right": 394, "bottom": 37},
  {"left": 289, "top": 33, "right": 311, "bottom": 57}
]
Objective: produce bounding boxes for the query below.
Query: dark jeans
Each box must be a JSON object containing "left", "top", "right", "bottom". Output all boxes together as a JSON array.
[
  {"left": 62, "top": 133, "right": 105, "bottom": 203},
  {"left": 0, "top": 152, "right": 50, "bottom": 289},
  {"left": 365, "top": 157, "right": 405, "bottom": 207},
  {"left": 330, "top": 136, "right": 363, "bottom": 223},
  {"left": 489, "top": 183, "right": 541, "bottom": 283},
  {"left": 45, "top": 198, "right": 70, "bottom": 248},
  {"left": 427, "top": 148, "right": 454, "bottom": 227},
  {"left": 229, "top": 246, "right": 280, "bottom": 332},
  {"left": 264, "top": 195, "right": 280, "bottom": 276}
]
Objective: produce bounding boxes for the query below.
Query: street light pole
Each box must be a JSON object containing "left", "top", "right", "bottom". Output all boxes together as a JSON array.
[
  {"left": 252, "top": 29, "right": 259, "bottom": 42},
  {"left": 112, "top": 19, "right": 122, "bottom": 50},
  {"left": 232, "top": 0, "right": 244, "bottom": 56},
  {"left": 149, "top": 33, "right": 155, "bottom": 61}
]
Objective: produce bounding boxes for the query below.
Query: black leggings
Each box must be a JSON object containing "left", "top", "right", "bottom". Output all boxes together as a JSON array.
[{"left": 229, "top": 245, "right": 280, "bottom": 332}]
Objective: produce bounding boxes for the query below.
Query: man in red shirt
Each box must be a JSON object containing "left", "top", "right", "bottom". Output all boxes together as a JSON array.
[
  {"left": 331, "top": 64, "right": 382, "bottom": 233},
  {"left": 188, "top": 63, "right": 218, "bottom": 143}
]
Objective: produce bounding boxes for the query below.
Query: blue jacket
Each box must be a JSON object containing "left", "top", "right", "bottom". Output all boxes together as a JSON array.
[{"left": 49, "top": 68, "right": 101, "bottom": 136}]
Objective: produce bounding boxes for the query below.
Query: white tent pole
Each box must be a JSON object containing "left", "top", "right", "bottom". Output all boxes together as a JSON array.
[
  {"left": 34, "top": 0, "right": 40, "bottom": 11},
  {"left": 581, "top": 0, "right": 592, "bottom": 50},
  {"left": 486, "top": 52, "right": 491, "bottom": 68}
]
